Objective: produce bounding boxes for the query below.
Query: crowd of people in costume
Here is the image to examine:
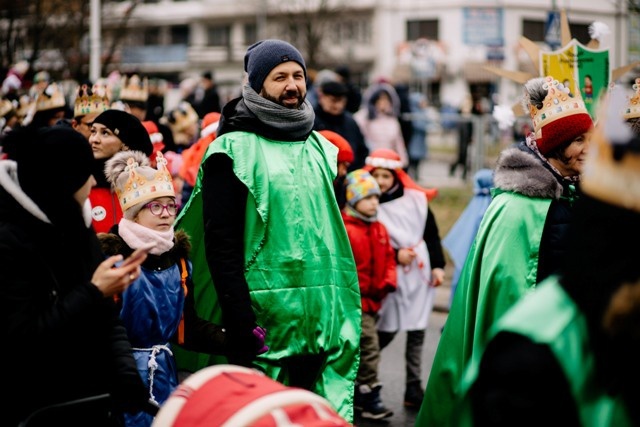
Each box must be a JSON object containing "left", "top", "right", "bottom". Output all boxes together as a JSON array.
[{"left": 1, "top": 36, "right": 639, "bottom": 427}]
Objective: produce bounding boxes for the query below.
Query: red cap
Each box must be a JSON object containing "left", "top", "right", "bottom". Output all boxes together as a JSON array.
[
  {"left": 318, "top": 130, "right": 354, "bottom": 164},
  {"left": 365, "top": 148, "right": 438, "bottom": 201}
]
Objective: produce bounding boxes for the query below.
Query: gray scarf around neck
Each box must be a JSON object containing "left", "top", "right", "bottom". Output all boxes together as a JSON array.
[{"left": 242, "top": 84, "right": 315, "bottom": 140}]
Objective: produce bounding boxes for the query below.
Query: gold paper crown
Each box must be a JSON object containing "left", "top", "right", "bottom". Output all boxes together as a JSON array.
[
  {"left": 582, "top": 91, "right": 640, "bottom": 212},
  {"left": 623, "top": 77, "right": 640, "bottom": 120},
  {"left": 74, "top": 84, "right": 110, "bottom": 117},
  {"left": 0, "top": 99, "right": 14, "bottom": 118},
  {"left": 164, "top": 101, "right": 199, "bottom": 133},
  {"left": 16, "top": 95, "right": 34, "bottom": 119},
  {"left": 118, "top": 74, "right": 148, "bottom": 103},
  {"left": 35, "top": 82, "right": 66, "bottom": 112},
  {"left": 116, "top": 151, "right": 175, "bottom": 212},
  {"left": 530, "top": 76, "right": 589, "bottom": 135}
]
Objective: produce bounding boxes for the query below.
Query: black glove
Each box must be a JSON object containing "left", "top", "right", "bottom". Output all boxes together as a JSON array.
[{"left": 225, "top": 322, "right": 269, "bottom": 367}]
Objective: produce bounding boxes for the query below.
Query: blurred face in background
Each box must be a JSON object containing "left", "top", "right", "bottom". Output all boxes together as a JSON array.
[
  {"left": 318, "top": 92, "right": 347, "bottom": 116},
  {"left": 371, "top": 168, "right": 395, "bottom": 193}
]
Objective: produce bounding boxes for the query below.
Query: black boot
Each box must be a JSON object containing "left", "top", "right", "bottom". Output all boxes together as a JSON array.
[
  {"left": 355, "top": 383, "right": 393, "bottom": 420},
  {"left": 404, "top": 381, "right": 425, "bottom": 408}
]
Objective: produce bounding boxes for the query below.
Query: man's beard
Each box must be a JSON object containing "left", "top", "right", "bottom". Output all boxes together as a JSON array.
[{"left": 261, "top": 90, "right": 306, "bottom": 109}]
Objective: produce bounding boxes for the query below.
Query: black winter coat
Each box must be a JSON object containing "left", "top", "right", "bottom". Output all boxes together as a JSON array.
[{"left": 0, "top": 179, "right": 148, "bottom": 426}]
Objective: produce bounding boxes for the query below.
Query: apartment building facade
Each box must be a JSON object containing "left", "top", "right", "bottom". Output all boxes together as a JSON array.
[{"left": 102, "top": 0, "right": 635, "bottom": 108}]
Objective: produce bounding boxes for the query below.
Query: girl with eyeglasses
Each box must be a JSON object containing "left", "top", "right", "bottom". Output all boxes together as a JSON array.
[{"left": 99, "top": 150, "right": 268, "bottom": 427}]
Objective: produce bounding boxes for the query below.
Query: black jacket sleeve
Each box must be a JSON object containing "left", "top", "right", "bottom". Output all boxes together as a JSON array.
[
  {"left": 201, "top": 153, "right": 258, "bottom": 366},
  {"left": 178, "top": 274, "right": 227, "bottom": 355},
  {"left": 424, "top": 206, "right": 445, "bottom": 269},
  {"left": 469, "top": 331, "right": 581, "bottom": 427}
]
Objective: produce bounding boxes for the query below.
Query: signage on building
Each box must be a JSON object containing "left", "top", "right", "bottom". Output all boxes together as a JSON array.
[
  {"left": 540, "top": 39, "right": 610, "bottom": 118},
  {"left": 463, "top": 7, "right": 504, "bottom": 60},
  {"left": 545, "top": 11, "right": 562, "bottom": 50}
]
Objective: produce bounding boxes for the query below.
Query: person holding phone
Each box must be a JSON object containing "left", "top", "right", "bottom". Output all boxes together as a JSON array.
[
  {"left": 101, "top": 150, "right": 266, "bottom": 427},
  {"left": 0, "top": 126, "right": 154, "bottom": 426}
]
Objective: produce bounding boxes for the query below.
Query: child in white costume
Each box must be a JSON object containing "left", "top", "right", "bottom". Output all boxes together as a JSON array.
[{"left": 364, "top": 148, "right": 445, "bottom": 408}]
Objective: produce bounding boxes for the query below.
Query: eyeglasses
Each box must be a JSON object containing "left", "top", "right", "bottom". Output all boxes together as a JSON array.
[{"left": 144, "top": 202, "right": 178, "bottom": 216}]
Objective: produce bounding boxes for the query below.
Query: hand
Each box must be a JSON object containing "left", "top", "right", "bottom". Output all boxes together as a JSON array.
[
  {"left": 91, "top": 254, "right": 147, "bottom": 297},
  {"left": 397, "top": 248, "right": 416, "bottom": 266},
  {"left": 430, "top": 268, "right": 445, "bottom": 287},
  {"left": 253, "top": 326, "right": 269, "bottom": 354}
]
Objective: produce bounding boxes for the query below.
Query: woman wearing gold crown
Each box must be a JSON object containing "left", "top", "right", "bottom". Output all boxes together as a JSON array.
[
  {"left": 448, "top": 86, "right": 640, "bottom": 427},
  {"left": 100, "top": 150, "right": 267, "bottom": 427},
  {"left": 417, "top": 76, "right": 594, "bottom": 426}
]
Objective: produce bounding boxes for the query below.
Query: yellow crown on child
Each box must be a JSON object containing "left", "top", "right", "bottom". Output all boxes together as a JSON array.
[
  {"left": 74, "top": 84, "right": 110, "bottom": 117},
  {"left": 35, "top": 82, "right": 66, "bottom": 112},
  {"left": 116, "top": 151, "right": 175, "bottom": 212},
  {"left": 118, "top": 74, "right": 149, "bottom": 103},
  {"left": 529, "top": 76, "right": 589, "bottom": 134},
  {"left": 623, "top": 77, "right": 640, "bottom": 120}
]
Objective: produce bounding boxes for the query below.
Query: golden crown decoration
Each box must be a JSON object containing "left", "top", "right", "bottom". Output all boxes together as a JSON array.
[
  {"left": 116, "top": 151, "right": 175, "bottom": 211},
  {"left": 530, "top": 76, "right": 589, "bottom": 134},
  {"left": 0, "top": 98, "right": 14, "bottom": 118},
  {"left": 35, "top": 82, "right": 66, "bottom": 112},
  {"left": 118, "top": 74, "right": 149, "bottom": 103},
  {"left": 74, "top": 84, "right": 110, "bottom": 117},
  {"left": 623, "top": 77, "right": 640, "bottom": 120},
  {"left": 164, "top": 101, "right": 199, "bottom": 133}
]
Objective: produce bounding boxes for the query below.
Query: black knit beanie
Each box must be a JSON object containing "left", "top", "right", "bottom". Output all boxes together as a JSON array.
[
  {"left": 16, "top": 125, "right": 94, "bottom": 205},
  {"left": 92, "top": 109, "right": 153, "bottom": 156},
  {"left": 244, "top": 39, "right": 306, "bottom": 93}
]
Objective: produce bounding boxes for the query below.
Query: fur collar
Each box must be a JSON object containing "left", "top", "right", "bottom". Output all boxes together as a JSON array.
[{"left": 494, "top": 146, "right": 563, "bottom": 200}]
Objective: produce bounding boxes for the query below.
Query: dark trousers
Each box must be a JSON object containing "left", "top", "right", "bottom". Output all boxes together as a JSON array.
[
  {"left": 357, "top": 312, "right": 381, "bottom": 386},
  {"left": 378, "top": 329, "right": 426, "bottom": 385}
]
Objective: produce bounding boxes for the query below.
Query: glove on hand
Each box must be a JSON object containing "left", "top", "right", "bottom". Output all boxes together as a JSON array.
[{"left": 253, "top": 326, "right": 269, "bottom": 354}]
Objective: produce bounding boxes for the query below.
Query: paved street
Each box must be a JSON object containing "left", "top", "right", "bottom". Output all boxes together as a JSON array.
[
  {"left": 354, "top": 147, "right": 461, "bottom": 426},
  {"left": 354, "top": 285, "right": 450, "bottom": 427}
]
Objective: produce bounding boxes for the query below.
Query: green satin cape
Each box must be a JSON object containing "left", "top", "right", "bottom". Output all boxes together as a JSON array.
[
  {"left": 417, "top": 190, "right": 551, "bottom": 426},
  {"left": 173, "top": 130, "right": 361, "bottom": 422}
]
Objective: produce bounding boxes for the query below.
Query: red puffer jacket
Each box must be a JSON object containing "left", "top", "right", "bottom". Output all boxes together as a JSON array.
[{"left": 342, "top": 212, "right": 397, "bottom": 314}]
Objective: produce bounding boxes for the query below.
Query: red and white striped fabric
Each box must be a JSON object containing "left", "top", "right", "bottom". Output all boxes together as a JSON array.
[{"left": 152, "top": 365, "right": 351, "bottom": 427}]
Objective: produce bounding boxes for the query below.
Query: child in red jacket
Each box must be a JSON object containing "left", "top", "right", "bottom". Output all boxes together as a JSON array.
[{"left": 342, "top": 169, "right": 397, "bottom": 421}]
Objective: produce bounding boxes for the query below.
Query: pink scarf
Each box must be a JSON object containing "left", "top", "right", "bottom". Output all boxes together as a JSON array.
[{"left": 118, "top": 218, "right": 175, "bottom": 255}]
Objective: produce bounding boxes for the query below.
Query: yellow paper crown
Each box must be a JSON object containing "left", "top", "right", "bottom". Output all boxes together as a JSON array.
[
  {"left": 164, "top": 101, "right": 199, "bottom": 133},
  {"left": 16, "top": 95, "right": 34, "bottom": 119},
  {"left": 623, "top": 77, "right": 640, "bottom": 120},
  {"left": 582, "top": 89, "right": 640, "bottom": 212},
  {"left": 116, "top": 151, "right": 175, "bottom": 212},
  {"left": 74, "top": 84, "right": 110, "bottom": 117},
  {"left": 529, "top": 76, "right": 589, "bottom": 135},
  {"left": 35, "top": 82, "right": 66, "bottom": 112},
  {"left": 119, "top": 74, "right": 148, "bottom": 103},
  {"left": 0, "top": 98, "right": 14, "bottom": 118}
]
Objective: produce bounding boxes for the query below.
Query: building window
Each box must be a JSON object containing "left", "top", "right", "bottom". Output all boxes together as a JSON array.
[
  {"left": 244, "top": 23, "right": 257, "bottom": 45},
  {"left": 407, "top": 19, "right": 438, "bottom": 41},
  {"left": 522, "top": 20, "right": 544, "bottom": 41},
  {"left": 329, "top": 19, "right": 372, "bottom": 44},
  {"left": 144, "top": 27, "right": 160, "bottom": 45},
  {"left": 171, "top": 25, "right": 190, "bottom": 45},
  {"left": 523, "top": 19, "right": 590, "bottom": 44},
  {"left": 208, "top": 25, "right": 231, "bottom": 47}
]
